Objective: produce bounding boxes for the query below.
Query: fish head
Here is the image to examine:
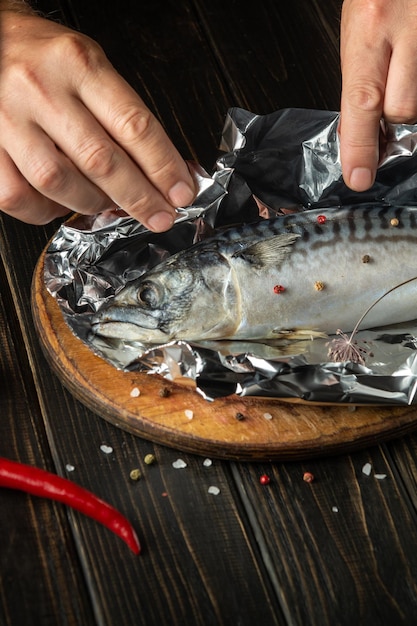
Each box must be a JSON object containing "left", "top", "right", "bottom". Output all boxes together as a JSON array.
[{"left": 92, "top": 248, "right": 240, "bottom": 343}]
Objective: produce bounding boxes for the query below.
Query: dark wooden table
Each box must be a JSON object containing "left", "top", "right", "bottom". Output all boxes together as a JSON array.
[{"left": 2, "top": 1, "right": 417, "bottom": 624}]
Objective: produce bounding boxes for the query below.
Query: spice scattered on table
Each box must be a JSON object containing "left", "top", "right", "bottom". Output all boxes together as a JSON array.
[
  {"left": 259, "top": 474, "right": 271, "bottom": 485},
  {"left": 129, "top": 469, "right": 142, "bottom": 481},
  {"left": 263, "top": 412, "right": 273, "bottom": 421},
  {"left": 100, "top": 444, "right": 113, "bottom": 455},
  {"left": 375, "top": 473, "right": 387, "bottom": 480},
  {"left": 303, "top": 471, "right": 314, "bottom": 483},
  {"left": 203, "top": 458, "right": 213, "bottom": 467},
  {"left": 144, "top": 454, "right": 156, "bottom": 465},
  {"left": 130, "top": 387, "right": 141, "bottom": 398},
  {"left": 172, "top": 459, "right": 187, "bottom": 469},
  {"left": 332, "top": 506, "right": 339, "bottom": 513},
  {"left": 208, "top": 486, "right": 220, "bottom": 495},
  {"left": 0, "top": 457, "right": 140, "bottom": 554},
  {"left": 65, "top": 464, "right": 75, "bottom": 472},
  {"left": 362, "top": 462, "right": 372, "bottom": 476}
]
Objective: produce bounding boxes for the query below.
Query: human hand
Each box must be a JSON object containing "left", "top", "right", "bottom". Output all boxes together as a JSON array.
[
  {"left": 0, "top": 11, "right": 195, "bottom": 229},
  {"left": 340, "top": 0, "right": 417, "bottom": 191}
]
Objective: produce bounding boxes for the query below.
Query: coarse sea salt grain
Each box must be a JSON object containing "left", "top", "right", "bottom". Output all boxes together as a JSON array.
[
  {"left": 263, "top": 412, "right": 273, "bottom": 420},
  {"left": 203, "top": 458, "right": 212, "bottom": 467},
  {"left": 100, "top": 444, "right": 113, "bottom": 455},
  {"left": 65, "top": 464, "right": 75, "bottom": 472},
  {"left": 208, "top": 486, "right": 220, "bottom": 495},
  {"left": 185, "top": 409, "right": 194, "bottom": 420},
  {"left": 362, "top": 462, "right": 372, "bottom": 476},
  {"left": 130, "top": 387, "right": 140, "bottom": 397},
  {"left": 375, "top": 474, "right": 387, "bottom": 480},
  {"left": 172, "top": 459, "right": 187, "bottom": 469},
  {"left": 332, "top": 506, "right": 339, "bottom": 513}
]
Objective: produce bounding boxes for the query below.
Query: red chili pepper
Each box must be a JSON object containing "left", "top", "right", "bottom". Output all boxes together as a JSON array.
[{"left": 0, "top": 457, "right": 140, "bottom": 554}]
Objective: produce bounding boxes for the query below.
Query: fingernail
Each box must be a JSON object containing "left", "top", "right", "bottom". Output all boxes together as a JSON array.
[
  {"left": 349, "top": 167, "right": 374, "bottom": 192},
  {"left": 168, "top": 181, "right": 195, "bottom": 207},
  {"left": 147, "top": 211, "right": 175, "bottom": 232}
]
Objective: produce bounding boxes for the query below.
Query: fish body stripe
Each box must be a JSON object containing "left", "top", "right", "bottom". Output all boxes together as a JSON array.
[{"left": 211, "top": 206, "right": 417, "bottom": 257}]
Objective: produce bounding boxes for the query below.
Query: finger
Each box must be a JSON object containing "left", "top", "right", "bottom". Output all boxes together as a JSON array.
[
  {"left": 33, "top": 93, "right": 189, "bottom": 231},
  {"left": 383, "top": 37, "right": 417, "bottom": 123},
  {"left": 340, "top": 5, "right": 391, "bottom": 191},
  {"left": 29, "top": 98, "right": 175, "bottom": 230},
  {"left": 77, "top": 63, "right": 196, "bottom": 214},
  {"left": 0, "top": 149, "right": 70, "bottom": 225},
  {"left": 4, "top": 122, "right": 119, "bottom": 215}
]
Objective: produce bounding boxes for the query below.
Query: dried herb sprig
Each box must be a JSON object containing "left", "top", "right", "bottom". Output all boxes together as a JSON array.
[{"left": 327, "top": 276, "right": 417, "bottom": 365}]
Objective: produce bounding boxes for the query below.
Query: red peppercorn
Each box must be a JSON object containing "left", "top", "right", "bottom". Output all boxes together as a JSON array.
[
  {"left": 273, "top": 284, "right": 285, "bottom": 294},
  {"left": 259, "top": 474, "right": 271, "bottom": 485},
  {"left": 317, "top": 215, "right": 327, "bottom": 224},
  {"left": 303, "top": 471, "right": 314, "bottom": 483}
]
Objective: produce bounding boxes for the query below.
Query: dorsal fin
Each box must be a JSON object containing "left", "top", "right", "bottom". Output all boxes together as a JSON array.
[{"left": 232, "top": 232, "right": 300, "bottom": 268}]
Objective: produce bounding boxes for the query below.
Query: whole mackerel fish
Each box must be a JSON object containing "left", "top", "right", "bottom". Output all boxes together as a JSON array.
[{"left": 92, "top": 205, "right": 417, "bottom": 344}]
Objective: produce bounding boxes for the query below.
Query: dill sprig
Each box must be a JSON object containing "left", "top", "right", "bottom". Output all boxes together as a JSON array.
[{"left": 327, "top": 276, "right": 417, "bottom": 364}]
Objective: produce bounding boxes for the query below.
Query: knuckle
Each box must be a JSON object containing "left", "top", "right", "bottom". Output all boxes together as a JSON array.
[
  {"left": 125, "top": 194, "right": 149, "bottom": 214},
  {"left": 360, "top": 0, "right": 385, "bottom": 18},
  {"left": 0, "top": 185, "right": 46, "bottom": 225},
  {"left": 0, "top": 182, "right": 26, "bottom": 212},
  {"left": 0, "top": 33, "right": 105, "bottom": 101},
  {"left": 348, "top": 0, "right": 387, "bottom": 24},
  {"left": 345, "top": 81, "right": 384, "bottom": 113},
  {"left": 30, "top": 158, "right": 66, "bottom": 194},
  {"left": 121, "top": 191, "right": 153, "bottom": 217},
  {"left": 384, "top": 103, "right": 417, "bottom": 125},
  {"left": 77, "top": 138, "right": 118, "bottom": 179},
  {"left": 0, "top": 62, "right": 39, "bottom": 102},
  {"left": 54, "top": 32, "right": 106, "bottom": 76},
  {"left": 111, "top": 106, "right": 154, "bottom": 143}
]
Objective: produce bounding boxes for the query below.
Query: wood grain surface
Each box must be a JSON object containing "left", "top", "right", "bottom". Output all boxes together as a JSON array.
[
  {"left": 3, "top": 1, "right": 417, "bottom": 625},
  {"left": 32, "top": 247, "right": 417, "bottom": 460}
]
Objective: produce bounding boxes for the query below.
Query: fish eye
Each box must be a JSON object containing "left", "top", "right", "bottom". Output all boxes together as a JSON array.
[{"left": 136, "top": 282, "right": 160, "bottom": 308}]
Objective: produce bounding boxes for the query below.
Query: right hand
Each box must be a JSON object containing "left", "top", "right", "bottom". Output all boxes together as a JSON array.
[
  {"left": 339, "top": 0, "right": 417, "bottom": 192},
  {"left": 0, "top": 11, "right": 196, "bottom": 229}
]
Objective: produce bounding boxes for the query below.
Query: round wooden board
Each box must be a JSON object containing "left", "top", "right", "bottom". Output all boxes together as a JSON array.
[{"left": 31, "top": 249, "right": 417, "bottom": 460}]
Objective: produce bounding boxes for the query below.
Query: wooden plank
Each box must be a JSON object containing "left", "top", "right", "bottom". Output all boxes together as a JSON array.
[
  {"left": 192, "top": 0, "right": 342, "bottom": 112},
  {"left": 232, "top": 446, "right": 417, "bottom": 625},
  {"left": 0, "top": 258, "right": 96, "bottom": 626}
]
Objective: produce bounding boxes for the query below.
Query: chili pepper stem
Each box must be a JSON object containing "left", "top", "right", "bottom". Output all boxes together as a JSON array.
[{"left": 0, "top": 458, "right": 140, "bottom": 555}]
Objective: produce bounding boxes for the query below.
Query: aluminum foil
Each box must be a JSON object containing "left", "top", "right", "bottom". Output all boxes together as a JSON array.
[{"left": 44, "top": 107, "right": 417, "bottom": 404}]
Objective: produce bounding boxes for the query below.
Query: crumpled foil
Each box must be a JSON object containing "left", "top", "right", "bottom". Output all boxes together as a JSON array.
[{"left": 44, "top": 107, "right": 417, "bottom": 404}]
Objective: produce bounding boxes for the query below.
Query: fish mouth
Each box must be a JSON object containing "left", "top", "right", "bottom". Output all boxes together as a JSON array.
[{"left": 91, "top": 305, "right": 163, "bottom": 341}]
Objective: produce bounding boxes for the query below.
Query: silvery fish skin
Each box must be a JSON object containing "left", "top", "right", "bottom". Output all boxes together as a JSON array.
[{"left": 92, "top": 206, "right": 417, "bottom": 344}]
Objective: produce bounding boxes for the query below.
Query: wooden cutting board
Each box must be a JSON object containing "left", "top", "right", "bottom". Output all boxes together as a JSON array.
[{"left": 31, "top": 248, "right": 417, "bottom": 460}]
